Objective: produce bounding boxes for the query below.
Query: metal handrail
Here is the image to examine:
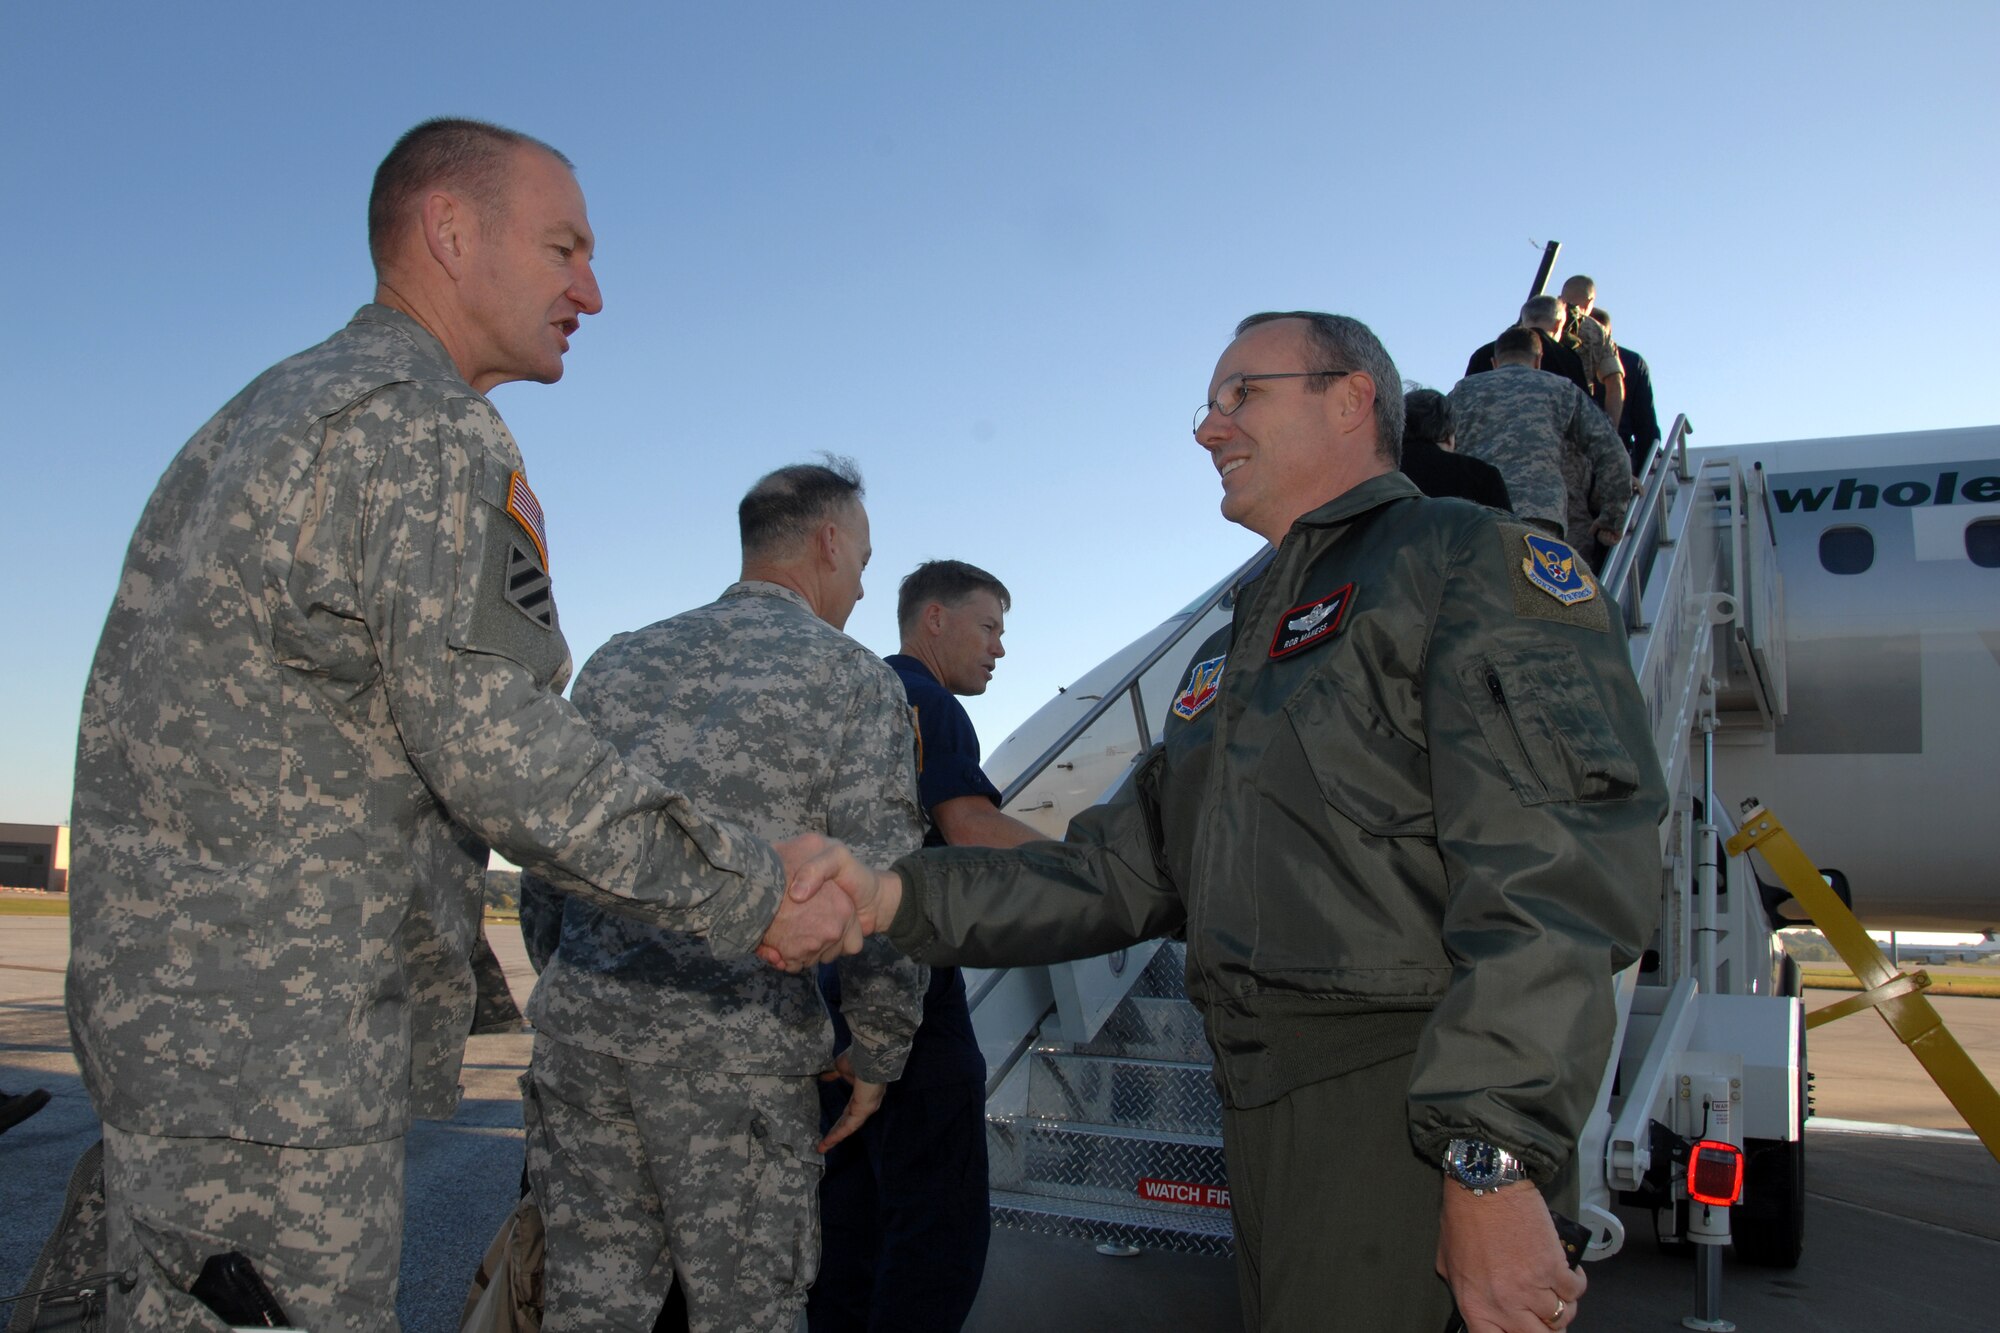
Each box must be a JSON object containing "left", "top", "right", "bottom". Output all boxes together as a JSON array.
[
  {"left": 1601, "top": 413, "right": 1694, "bottom": 622},
  {"left": 967, "top": 545, "right": 1271, "bottom": 1082},
  {"left": 995, "top": 545, "right": 1274, "bottom": 808}
]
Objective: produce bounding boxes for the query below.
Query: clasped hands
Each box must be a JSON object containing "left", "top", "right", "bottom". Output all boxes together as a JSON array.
[{"left": 756, "top": 834, "right": 903, "bottom": 971}]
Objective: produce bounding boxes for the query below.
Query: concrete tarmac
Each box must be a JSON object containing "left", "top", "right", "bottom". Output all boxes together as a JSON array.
[{"left": 6, "top": 916, "right": 1998, "bottom": 1331}]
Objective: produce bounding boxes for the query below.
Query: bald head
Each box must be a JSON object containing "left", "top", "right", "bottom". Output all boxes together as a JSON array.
[
  {"left": 738, "top": 457, "right": 871, "bottom": 630},
  {"left": 1560, "top": 275, "right": 1597, "bottom": 313}
]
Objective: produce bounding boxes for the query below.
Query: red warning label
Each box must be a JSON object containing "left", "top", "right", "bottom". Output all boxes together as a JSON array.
[{"left": 1136, "top": 1177, "right": 1231, "bottom": 1210}]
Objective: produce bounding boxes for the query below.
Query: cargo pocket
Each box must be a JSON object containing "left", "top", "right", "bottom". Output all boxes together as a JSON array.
[
  {"left": 125, "top": 1215, "right": 260, "bottom": 1331},
  {"left": 1460, "top": 644, "right": 1640, "bottom": 805},
  {"left": 728, "top": 1080, "right": 824, "bottom": 1304}
]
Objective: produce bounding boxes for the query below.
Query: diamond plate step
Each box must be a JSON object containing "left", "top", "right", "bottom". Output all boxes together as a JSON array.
[
  {"left": 990, "top": 1188, "right": 1234, "bottom": 1258},
  {"left": 1025, "top": 1052, "right": 1221, "bottom": 1136},
  {"left": 1043, "top": 995, "right": 1211, "bottom": 1063},
  {"left": 1128, "top": 939, "right": 1190, "bottom": 999},
  {"left": 983, "top": 940, "right": 1226, "bottom": 1257},
  {"left": 989, "top": 1117, "right": 1226, "bottom": 1212}
]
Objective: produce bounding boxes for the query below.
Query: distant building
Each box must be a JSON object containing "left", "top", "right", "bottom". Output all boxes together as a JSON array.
[
  {"left": 0, "top": 823, "right": 68, "bottom": 893},
  {"left": 1898, "top": 943, "right": 2000, "bottom": 966}
]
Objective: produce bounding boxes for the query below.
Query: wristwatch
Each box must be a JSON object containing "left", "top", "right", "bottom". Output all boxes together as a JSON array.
[{"left": 1441, "top": 1138, "right": 1530, "bottom": 1194}]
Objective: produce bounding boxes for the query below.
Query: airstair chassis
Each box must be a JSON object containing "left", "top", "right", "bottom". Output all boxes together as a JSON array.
[{"left": 1584, "top": 425, "right": 1806, "bottom": 1272}]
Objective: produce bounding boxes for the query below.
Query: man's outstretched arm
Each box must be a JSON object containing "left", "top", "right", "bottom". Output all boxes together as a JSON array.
[
  {"left": 770, "top": 776, "right": 1185, "bottom": 972},
  {"left": 931, "top": 794, "right": 1047, "bottom": 849}
]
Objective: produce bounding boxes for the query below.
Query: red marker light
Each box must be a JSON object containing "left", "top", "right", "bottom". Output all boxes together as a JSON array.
[{"left": 1688, "top": 1140, "right": 1744, "bottom": 1206}]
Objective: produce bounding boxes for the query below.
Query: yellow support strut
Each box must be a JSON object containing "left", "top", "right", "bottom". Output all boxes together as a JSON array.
[{"left": 1727, "top": 804, "right": 2000, "bottom": 1163}]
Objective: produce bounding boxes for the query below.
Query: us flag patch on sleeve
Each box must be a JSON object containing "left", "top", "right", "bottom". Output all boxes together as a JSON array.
[{"left": 507, "top": 471, "right": 549, "bottom": 569}]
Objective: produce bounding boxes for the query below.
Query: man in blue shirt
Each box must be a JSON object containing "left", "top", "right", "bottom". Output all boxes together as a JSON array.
[{"left": 811, "top": 560, "right": 1043, "bottom": 1333}]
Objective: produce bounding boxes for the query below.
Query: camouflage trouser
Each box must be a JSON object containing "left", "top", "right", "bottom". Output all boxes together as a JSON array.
[
  {"left": 100, "top": 1123, "right": 403, "bottom": 1332},
  {"left": 522, "top": 1035, "right": 820, "bottom": 1333}
]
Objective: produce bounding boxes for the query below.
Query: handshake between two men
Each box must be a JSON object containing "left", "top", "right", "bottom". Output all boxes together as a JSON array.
[{"left": 759, "top": 834, "right": 907, "bottom": 971}]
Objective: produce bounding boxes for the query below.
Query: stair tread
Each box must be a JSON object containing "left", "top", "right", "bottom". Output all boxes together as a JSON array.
[
  {"left": 997, "top": 1116, "right": 1220, "bottom": 1147},
  {"left": 1031, "top": 1050, "right": 1213, "bottom": 1071}
]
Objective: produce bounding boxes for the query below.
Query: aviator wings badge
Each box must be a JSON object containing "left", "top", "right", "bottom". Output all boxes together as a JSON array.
[{"left": 1268, "top": 584, "right": 1354, "bottom": 658}]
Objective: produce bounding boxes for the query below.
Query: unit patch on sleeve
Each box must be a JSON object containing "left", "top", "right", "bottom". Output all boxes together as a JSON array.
[
  {"left": 1268, "top": 584, "right": 1354, "bottom": 659},
  {"left": 507, "top": 470, "right": 550, "bottom": 569},
  {"left": 1520, "top": 533, "right": 1596, "bottom": 606},
  {"left": 1171, "top": 654, "right": 1227, "bottom": 720},
  {"left": 505, "top": 543, "right": 555, "bottom": 628}
]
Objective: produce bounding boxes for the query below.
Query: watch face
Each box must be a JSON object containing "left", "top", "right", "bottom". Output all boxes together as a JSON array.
[
  {"left": 1456, "top": 1136, "right": 1504, "bottom": 1176},
  {"left": 1447, "top": 1140, "right": 1511, "bottom": 1188}
]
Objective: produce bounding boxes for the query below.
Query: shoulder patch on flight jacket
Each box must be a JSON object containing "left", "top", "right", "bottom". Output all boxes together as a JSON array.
[
  {"left": 1172, "top": 654, "right": 1226, "bottom": 720},
  {"left": 1500, "top": 525, "right": 1610, "bottom": 632}
]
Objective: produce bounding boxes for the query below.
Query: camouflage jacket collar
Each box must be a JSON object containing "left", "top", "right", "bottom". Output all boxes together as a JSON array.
[
  {"left": 721, "top": 579, "right": 817, "bottom": 617},
  {"left": 347, "top": 302, "right": 472, "bottom": 390}
]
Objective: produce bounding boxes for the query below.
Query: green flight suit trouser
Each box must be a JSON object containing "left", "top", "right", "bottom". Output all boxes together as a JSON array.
[{"left": 1222, "top": 1052, "right": 1455, "bottom": 1333}]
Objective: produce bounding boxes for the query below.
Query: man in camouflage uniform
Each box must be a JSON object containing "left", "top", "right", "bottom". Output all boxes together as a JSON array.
[
  {"left": 1448, "top": 326, "right": 1633, "bottom": 552},
  {"left": 65, "top": 119, "right": 863, "bottom": 1333},
  {"left": 522, "top": 460, "right": 926, "bottom": 1332},
  {"left": 1559, "top": 275, "right": 1625, "bottom": 428}
]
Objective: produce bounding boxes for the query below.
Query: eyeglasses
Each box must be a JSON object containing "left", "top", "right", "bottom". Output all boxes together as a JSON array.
[{"left": 1194, "top": 371, "right": 1351, "bottom": 433}]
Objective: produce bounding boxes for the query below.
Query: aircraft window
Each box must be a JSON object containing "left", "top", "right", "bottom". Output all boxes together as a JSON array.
[
  {"left": 1818, "top": 526, "right": 1874, "bottom": 576},
  {"left": 1967, "top": 518, "right": 2000, "bottom": 569}
]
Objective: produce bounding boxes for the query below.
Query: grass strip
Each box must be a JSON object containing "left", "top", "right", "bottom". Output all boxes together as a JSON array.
[
  {"left": 0, "top": 897, "right": 70, "bottom": 917},
  {"left": 1804, "top": 971, "right": 2000, "bottom": 999}
]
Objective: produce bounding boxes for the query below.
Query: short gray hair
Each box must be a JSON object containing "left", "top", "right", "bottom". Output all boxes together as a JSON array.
[
  {"left": 368, "top": 118, "right": 571, "bottom": 271},
  {"left": 1234, "top": 312, "right": 1404, "bottom": 464},
  {"left": 1519, "top": 295, "right": 1564, "bottom": 332},
  {"left": 738, "top": 455, "right": 865, "bottom": 558}
]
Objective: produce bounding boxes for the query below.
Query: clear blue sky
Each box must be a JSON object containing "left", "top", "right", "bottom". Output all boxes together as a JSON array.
[{"left": 4, "top": 2, "right": 1996, "bottom": 827}]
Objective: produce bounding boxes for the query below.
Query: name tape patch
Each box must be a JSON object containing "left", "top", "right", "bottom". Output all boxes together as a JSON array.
[
  {"left": 1268, "top": 584, "right": 1354, "bottom": 658},
  {"left": 1171, "top": 654, "right": 1226, "bottom": 721},
  {"left": 507, "top": 471, "right": 549, "bottom": 569},
  {"left": 1521, "top": 533, "right": 1596, "bottom": 606}
]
